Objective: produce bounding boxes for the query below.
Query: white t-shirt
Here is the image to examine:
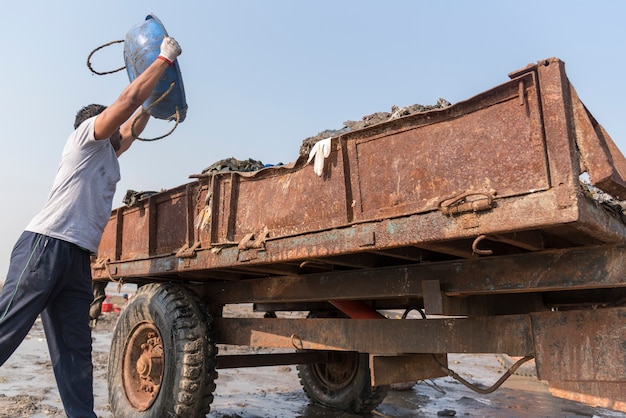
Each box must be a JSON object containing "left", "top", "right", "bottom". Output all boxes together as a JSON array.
[{"left": 26, "top": 116, "right": 120, "bottom": 253}]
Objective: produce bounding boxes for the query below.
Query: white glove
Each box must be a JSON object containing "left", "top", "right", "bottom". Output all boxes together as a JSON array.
[
  {"left": 158, "top": 37, "right": 182, "bottom": 65},
  {"left": 307, "top": 137, "right": 332, "bottom": 176}
]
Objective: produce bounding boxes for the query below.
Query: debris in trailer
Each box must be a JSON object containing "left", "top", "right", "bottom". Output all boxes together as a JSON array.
[
  {"left": 126, "top": 98, "right": 455, "bottom": 199},
  {"left": 201, "top": 157, "right": 267, "bottom": 174},
  {"left": 580, "top": 178, "right": 626, "bottom": 218},
  {"left": 299, "top": 99, "right": 452, "bottom": 156},
  {"left": 122, "top": 189, "right": 159, "bottom": 207}
]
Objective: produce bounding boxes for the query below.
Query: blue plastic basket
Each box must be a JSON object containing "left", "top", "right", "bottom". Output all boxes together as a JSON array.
[{"left": 124, "top": 14, "right": 187, "bottom": 122}]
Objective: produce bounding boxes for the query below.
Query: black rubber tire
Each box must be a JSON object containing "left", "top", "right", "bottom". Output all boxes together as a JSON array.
[
  {"left": 107, "top": 283, "right": 217, "bottom": 418},
  {"left": 298, "top": 351, "right": 389, "bottom": 413},
  {"left": 296, "top": 311, "right": 388, "bottom": 413}
]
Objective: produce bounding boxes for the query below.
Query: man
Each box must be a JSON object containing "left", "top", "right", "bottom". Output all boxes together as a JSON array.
[{"left": 0, "top": 36, "right": 182, "bottom": 417}]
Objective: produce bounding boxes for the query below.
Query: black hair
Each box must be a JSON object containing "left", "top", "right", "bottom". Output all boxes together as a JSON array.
[{"left": 74, "top": 104, "right": 107, "bottom": 129}]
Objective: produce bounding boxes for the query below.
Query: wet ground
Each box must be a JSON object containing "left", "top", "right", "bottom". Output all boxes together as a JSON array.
[
  {"left": 209, "top": 353, "right": 626, "bottom": 418},
  {"left": 0, "top": 310, "right": 625, "bottom": 418}
]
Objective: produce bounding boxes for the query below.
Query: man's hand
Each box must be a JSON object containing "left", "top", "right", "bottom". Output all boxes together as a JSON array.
[{"left": 158, "top": 37, "right": 182, "bottom": 66}]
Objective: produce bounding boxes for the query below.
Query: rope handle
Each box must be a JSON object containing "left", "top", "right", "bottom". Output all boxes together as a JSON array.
[
  {"left": 131, "top": 81, "right": 181, "bottom": 141},
  {"left": 86, "top": 39, "right": 126, "bottom": 75},
  {"left": 87, "top": 41, "right": 180, "bottom": 141}
]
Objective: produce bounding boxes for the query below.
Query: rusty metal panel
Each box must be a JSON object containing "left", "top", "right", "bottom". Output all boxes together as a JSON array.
[
  {"left": 102, "top": 185, "right": 191, "bottom": 261},
  {"left": 570, "top": 84, "right": 626, "bottom": 199},
  {"left": 119, "top": 204, "right": 149, "bottom": 260},
  {"left": 153, "top": 188, "right": 189, "bottom": 255},
  {"left": 531, "top": 307, "right": 626, "bottom": 382},
  {"left": 98, "top": 208, "right": 119, "bottom": 262},
  {"left": 352, "top": 72, "right": 549, "bottom": 220},
  {"left": 214, "top": 315, "right": 534, "bottom": 355},
  {"left": 530, "top": 59, "right": 581, "bottom": 195},
  {"left": 548, "top": 381, "right": 626, "bottom": 413},
  {"left": 527, "top": 58, "right": 626, "bottom": 201},
  {"left": 204, "top": 155, "right": 349, "bottom": 244},
  {"left": 214, "top": 175, "right": 233, "bottom": 243},
  {"left": 370, "top": 354, "right": 447, "bottom": 386}
]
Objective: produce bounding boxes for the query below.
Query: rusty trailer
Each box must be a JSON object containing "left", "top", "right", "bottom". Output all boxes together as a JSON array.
[{"left": 93, "top": 58, "right": 626, "bottom": 417}]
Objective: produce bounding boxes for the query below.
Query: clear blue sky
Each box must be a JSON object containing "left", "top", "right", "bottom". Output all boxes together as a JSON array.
[{"left": 1, "top": 1, "right": 625, "bottom": 277}]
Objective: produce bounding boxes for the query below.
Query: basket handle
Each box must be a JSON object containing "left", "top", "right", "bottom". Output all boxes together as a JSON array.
[
  {"left": 131, "top": 81, "right": 180, "bottom": 142},
  {"left": 86, "top": 40, "right": 126, "bottom": 76}
]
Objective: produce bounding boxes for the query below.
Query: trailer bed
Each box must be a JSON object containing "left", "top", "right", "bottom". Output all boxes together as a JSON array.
[
  {"left": 93, "top": 58, "right": 626, "bottom": 414},
  {"left": 93, "top": 58, "right": 626, "bottom": 282}
]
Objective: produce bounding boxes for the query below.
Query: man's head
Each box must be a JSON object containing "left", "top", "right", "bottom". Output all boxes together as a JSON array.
[
  {"left": 74, "top": 104, "right": 121, "bottom": 152},
  {"left": 74, "top": 104, "right": 107, "bottom": 129}
]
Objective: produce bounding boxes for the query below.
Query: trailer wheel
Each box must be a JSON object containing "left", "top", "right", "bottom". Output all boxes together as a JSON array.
[
  {"left": 297, "top": 351, "right": 389, "bottom": 413},
  {"left": 296, "top": 311, "right": 388, "bottom": 413},
  {"left": 107, "top": 283, "right": 217, "bottom": 417}
]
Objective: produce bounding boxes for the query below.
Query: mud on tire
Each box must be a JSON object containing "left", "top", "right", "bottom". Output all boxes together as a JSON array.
[{"left": 107, "top": 283, "right": 217, "bottom": 418}]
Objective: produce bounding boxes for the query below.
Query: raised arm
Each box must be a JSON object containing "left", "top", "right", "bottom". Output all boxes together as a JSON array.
[
  {"left": 94, "top": 37, "right": 181, "bottom": 141},
  {"left": 115, "top": 109, "right": 150, "bottom": 157}
]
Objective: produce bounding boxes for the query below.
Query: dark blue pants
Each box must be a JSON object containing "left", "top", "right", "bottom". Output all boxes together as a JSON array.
[{"left": 0, "top": 231, "right": 96, "bottom": 418}]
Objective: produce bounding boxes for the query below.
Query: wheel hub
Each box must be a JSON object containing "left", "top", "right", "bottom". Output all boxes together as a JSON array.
[{"left": 122, "top": 321, "right": 164, "bottom": 410}]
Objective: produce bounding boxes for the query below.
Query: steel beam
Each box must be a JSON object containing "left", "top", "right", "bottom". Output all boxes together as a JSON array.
[
  {"left": 214, "top": 315, "right": 534, "bottom": 356},
  {"left": 198, "top": 246, "right": 626, "bottom": 305}
]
